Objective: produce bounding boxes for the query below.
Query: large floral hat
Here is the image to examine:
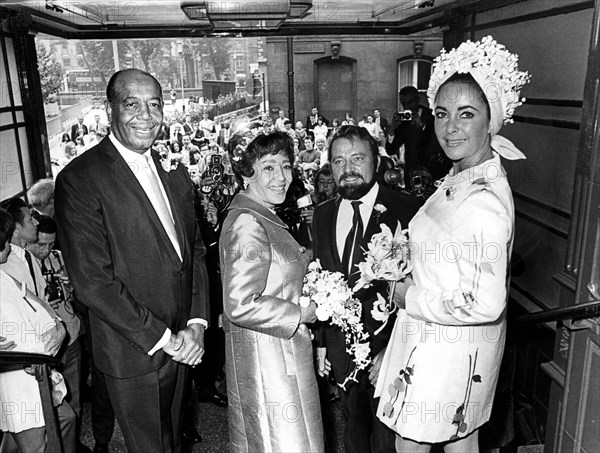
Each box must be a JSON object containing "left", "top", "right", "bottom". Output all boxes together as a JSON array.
[{"left": 427, "top": 36, "right": 531, "bottom": 159}]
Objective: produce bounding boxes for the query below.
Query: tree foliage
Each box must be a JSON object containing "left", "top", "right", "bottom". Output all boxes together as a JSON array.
[
  {"left": 77, "top": 41, "right": 114, "bottom": 86},
  {"left": 36, "top": 43, "right": 62, "bottom": 103},
  {"left": 188, "top": 38, "right": 232, "bottom": 80},
  {"left": 128, "top": 40, "right": 164, "bottom": 73}
]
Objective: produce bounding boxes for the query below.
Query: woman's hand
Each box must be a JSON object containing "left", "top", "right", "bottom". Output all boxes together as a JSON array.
[
  {"left": 300, "top": 301, "right": 317, "bottom": 324},
  {"left": 392, "top": 276, "right": 415, "bottom": 309}
]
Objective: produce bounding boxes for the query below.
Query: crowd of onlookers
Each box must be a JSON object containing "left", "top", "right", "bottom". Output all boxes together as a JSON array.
[{"left": 53, "top": 113, "right": 110, "bottom": 177}]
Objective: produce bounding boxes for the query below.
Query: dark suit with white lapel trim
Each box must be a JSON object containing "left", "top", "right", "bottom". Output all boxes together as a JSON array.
[
  {"left": 312, "top": 184, "right": 419, "bottom": 453},
  {"left": 55, "top": 136, "right": 209, "bottom": 452}
]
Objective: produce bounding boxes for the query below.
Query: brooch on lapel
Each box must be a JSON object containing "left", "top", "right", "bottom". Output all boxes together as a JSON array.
[
  {"left": 445, "top": 187, "right": 456, "bottom": 201},
  {"left": 373, "top": 203, "right": 387, "bottom": 222},
  {"left": 157, "top": 148, "right": 179, "bottom": 172}
]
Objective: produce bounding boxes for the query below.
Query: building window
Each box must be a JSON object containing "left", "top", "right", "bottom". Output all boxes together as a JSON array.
[
  {"left": 1, "top": 32, "right": 33, "bottom": 199},
  {"left": 397, "top": 57, "right": 433, "bottom": 109}
]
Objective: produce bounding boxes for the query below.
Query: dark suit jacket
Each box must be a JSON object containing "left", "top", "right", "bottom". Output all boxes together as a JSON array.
[
  {"left": 386, "top": 107, "right": 450, "bottom": 184},
  {"left": 305, "top": 114, "right": 329, "bottom": 133},
  {"left": 70, "top": 123, "right": 88, "bottom": 142},
  {"left": 217, "top": 127, "right": 232, "bottom": 148},
  {"left": 312, "top": 185, "right": 420, "bottom": 385},
  {"left": 376, "top": 116, "right": 389, "bottom": 135},
  {"left": 182, "top": 122, "right": 193, "bottom": 135},
  {"left": 55, "top": 137, "right": 210, "bottom": 379}
]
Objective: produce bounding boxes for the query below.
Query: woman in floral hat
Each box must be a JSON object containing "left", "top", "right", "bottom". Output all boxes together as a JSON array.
[{"left": 374, "top": 36, "right": 530, "bottom": 452}]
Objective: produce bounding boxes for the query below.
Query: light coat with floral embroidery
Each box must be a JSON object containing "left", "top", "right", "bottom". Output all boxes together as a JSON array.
[{"left": 375, "top": 154, "right": 513, "bottom": 443}]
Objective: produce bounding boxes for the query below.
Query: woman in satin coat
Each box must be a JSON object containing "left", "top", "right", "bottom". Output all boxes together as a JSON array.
[{"left": 219, "top": 131, "right": 324, "bottom": 453}]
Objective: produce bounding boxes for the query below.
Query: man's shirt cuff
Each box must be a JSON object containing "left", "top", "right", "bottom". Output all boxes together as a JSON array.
[
  {"left": 147, "top": 328, "right": 171, "bottom": 356},
  {"left": 147, "top": 318, "right": 208, "bottom": 356},
  {"left": 187, "top": 318, "right": 208, "bottom": 328}
]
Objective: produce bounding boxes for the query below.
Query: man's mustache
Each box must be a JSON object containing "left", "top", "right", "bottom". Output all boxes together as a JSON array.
[{"left": 340, "top": 171, "right": 365, "bottom": 182}]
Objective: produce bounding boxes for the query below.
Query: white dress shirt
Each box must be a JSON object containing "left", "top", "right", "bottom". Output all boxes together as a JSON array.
[
  {"left": 109, "top": 134, "right": 207, "bottom": 355},
  {"left": 1, "top": 244, "right": 46, "bottom": 298},
  {"left": 335, "top": 182, "right": 379, "bottom": 260}
]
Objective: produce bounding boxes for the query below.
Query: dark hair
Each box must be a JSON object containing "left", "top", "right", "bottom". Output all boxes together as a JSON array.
[
  {"left": 170, "top": 141, "right": 182, "bottom": 152},
  {"left": 106, "top": 69, "right": 162, "bottom": 107},
  {"left": 61, "top": 133, "right": 71, "bottom": 142},
  {"left": 0, "top": 197, "right": 28, "bottom": 225},
  {"left": 0, "top": 208, "right": 15, "bottom": 249},
  {"left": 436, "top": 72, "right": 491, "bottom": 118},
  {"left": 399, "top": 86, "right": 419, "bottom": 99},
  {"left": 314, "top": 164, "right": 334, "bottom": 187},
  {"left": 35, "top": 214, "right": 57, "bottom": 235},
  {"left": 327, "top": 125, "right": 380, "bottom": 161},
  {"left": 233, "top": 131, "right": 295, "bottom": 179}
]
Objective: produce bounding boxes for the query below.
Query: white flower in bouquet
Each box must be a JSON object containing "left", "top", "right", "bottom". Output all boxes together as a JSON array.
[
  {"left": 352, "top": 221, "right": 412, "bottom": 336},
  {"left": 354, "top": 221, "right": 412, "bottom": 292},
  {"left": 301, "top": 259, "right": 371, "bottom": 389}
]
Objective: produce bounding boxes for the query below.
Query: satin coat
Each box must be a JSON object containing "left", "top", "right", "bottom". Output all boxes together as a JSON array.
[{"left": 219, "top": 193, "right": 324, "bottom": 453}]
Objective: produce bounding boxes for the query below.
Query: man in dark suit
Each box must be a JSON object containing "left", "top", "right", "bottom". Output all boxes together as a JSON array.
[
  {"left": 386, "top": 86, "right": 451, "bottom": 186},
  {"left": 373, "top": 109, "right": 389, "bottom": 136},
  {"left": 312, "top": 125, "right": 420, "bottom": 453},
  {"left": 305, "top": 106, "right": 329, "bottom": 135},
  {"left": 217, "top": 119, "right": 232, "bottom": 149},
  {"left": 182, "top": 114, "right": 194, "bottom": 135},
  {"left": 70, "top": 115, "right": 89, "bottom": 142},
  {"left": 55, "top": 69, "right": 209, "bottom": 453}
]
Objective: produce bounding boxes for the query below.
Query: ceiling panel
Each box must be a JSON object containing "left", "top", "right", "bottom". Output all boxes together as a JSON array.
[{"left": 0, "top": 0, "right": 514, "bottom": 38}]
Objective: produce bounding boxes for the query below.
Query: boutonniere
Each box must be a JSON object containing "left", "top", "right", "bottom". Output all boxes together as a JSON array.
[
  {"left": 158, "top": 149, "right": 179, "bottom": 172},
  {"left": 374, "top": 203, "right": 387, "bottom": 221}
]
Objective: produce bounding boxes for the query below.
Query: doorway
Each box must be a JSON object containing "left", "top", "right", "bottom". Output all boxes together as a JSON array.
[{"left": 315, "top": 56, "right": 356, "bottom": 124}]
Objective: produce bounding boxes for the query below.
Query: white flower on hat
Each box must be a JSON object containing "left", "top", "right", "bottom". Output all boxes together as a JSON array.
[{"left": 428, "top": 36, "right": 531, "bottom": 130}]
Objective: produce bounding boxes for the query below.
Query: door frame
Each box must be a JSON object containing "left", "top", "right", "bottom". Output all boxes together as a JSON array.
[{"left": 313, "top": 55, "right": 357, "bottom": 121}]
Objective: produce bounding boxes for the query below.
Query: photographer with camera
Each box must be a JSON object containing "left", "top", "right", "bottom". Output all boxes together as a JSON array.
[
  {"left": 198, "top": 149, "right": 236, "bottom": 216},
  {"left": 28, "top": 214, "right": 89, "bottom": 451},
  {"left": 386, "top": 86, "right": 451, "bottom": 189}
]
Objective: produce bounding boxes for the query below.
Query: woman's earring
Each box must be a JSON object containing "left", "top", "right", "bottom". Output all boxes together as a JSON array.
[{"left": 243, "top": 178, "right": 249, "bottom": 189}]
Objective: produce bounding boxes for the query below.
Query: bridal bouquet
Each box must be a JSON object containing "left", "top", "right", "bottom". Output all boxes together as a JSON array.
[
  {"left": 300, "top": 259, "right": 370, "bottom": 389},
  {"left": 353, "top": 221, "right": 412, "bottom": 335}
]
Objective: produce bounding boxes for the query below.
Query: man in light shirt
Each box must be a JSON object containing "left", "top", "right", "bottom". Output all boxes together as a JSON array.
[{"left": 55, "top": 69, "right": 209, "bottom": 453}]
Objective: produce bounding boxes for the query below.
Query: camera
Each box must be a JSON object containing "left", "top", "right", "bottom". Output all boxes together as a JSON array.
[
  {"left": 297, "top": 194, "right": 313, "bottom": 210},
  {"left": 43, "top": 270, "right": 64, "bottom": 301},
  {"left": 397, "top": 110, "right": 413, "bottom": 121},
  {"left": 207, "top": 154, "right": 224, "bottom": 183}
]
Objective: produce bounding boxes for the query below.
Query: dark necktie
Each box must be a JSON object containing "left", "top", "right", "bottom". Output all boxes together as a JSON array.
[
  {"left": 341, "top": 201, "right": 364, "bottom": 280},
  {"left": 24, "top": 249, "right": 39, "bottom": 297}
]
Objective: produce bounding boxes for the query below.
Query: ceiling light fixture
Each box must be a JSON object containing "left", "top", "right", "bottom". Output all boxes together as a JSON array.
[{"left": 181, "top": 0, "right": 312, "bottom": 22}]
